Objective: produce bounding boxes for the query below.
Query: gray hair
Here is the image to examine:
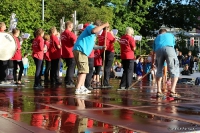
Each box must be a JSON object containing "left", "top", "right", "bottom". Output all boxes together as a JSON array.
[{"left": 126, "top": 27, "right": 134, "bottom": 35}]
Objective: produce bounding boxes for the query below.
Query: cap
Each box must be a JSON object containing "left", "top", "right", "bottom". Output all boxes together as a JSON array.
[{"left": 82, "top": 23, "right": 90, "bottom": 31}]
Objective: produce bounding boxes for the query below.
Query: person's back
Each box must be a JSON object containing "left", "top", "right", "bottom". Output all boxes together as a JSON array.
[{"left": 153, "top": 33, "right": 175, "bottom": 51}]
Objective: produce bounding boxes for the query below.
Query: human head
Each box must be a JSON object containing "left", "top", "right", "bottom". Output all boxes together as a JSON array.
[
  {"left": 188, "top": 51, "right": 192, "bottom": 56},
  {"left": 139, "top": 57, "right": 144, "bottom": 62},
  {"left": 158, "top": 29, "right": 167, "bottom": 34},
  {"left": 43, "top": 33, "right": 50, "bottom": 41},
  {"left": 24, "top": 53, "right": 28, "bottom": 57},
  {"left": 136, "top": 55, "right": 141, "bottom": 60},
  {"left": 50, "top": 27, "right": 58, "bottom": 35},
  {"left": 126, "top": 27, "right": 134, "bottom": 36},
  {"left": 114, "top": 61, "right": 118, "bottom": 66},
  {"left": 94, "top": 20, "right": 102, "bottom": 27},
  {"left": 0, "top": 22, "right": 6, "bottom": 31},
  {"left": 185, "top": 64, "right": 189, "bottom": 70},
  {"left": 118, "top": 63, "right": 122, "bottom": 67},
  {"left": 65, "top": 21, "right": 73, "bottom": 31},
  {"left": 179, "top": 51, "right": 182, "bottom": 55},
  {"left": 35, "top": 28, "right": 44, "bottom": 37},
  {"left": 12, "top": 28, "right": 20, "bottom": 37}
]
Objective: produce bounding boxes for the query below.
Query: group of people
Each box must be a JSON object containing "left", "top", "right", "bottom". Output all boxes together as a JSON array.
[{"left": 1, "top": 19, "right": 181, "bottom": 97}]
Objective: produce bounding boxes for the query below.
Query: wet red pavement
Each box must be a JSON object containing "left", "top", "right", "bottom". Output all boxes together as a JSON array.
[{"left": 0, "top": 77, "right": 200, "bottom": 133}]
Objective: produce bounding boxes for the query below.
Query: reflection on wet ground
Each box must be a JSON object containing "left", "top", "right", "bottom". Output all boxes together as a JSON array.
[{"left": 0, "top": 77, "right": 200, "bottom": 133}]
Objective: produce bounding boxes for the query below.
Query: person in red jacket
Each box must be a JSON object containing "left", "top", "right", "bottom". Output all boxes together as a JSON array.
[
  {"left": 93, "top": 49, "right": 102, "bottom": 86},
  {"left": 118, "top": 27, "right": 136, "bottom": 90},
  {"left": 61, "top": 21, "right": 77, "bottom": 87},
  {"left": 43, "top": 34, "right": 51, "bottom": 82},
  {"left": 32, "top": 28, "right": 45, "bottom": 88},
  {"left": 11, "top": 28, "right": 24, "bottom": 84},
  {"left": 98, "top": 27, "right": 115, "bottom": 87},
  {"left": 49, "top": 27, "right": 62, "bottom": 85}
]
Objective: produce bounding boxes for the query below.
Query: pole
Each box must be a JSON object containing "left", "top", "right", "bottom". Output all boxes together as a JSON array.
[
  {"left": 42, "top": 0, "right": 44, "bottom": 21},
  {"left": 73, "top": 11, "right": 77, "bottom": 35},
  {"left": 140, "top": 41, "right": 141, "bottom": 55}
]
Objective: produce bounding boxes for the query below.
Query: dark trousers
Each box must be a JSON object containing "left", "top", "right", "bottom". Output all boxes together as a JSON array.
[
  {"left": 102, "top": 51, "right": 114, "bottom": 86},
  {"left": 44, "top": 60, "right": 51, "bottom": 80},
  {"left": 0, "top": 60, "right": 8, "bottom": 81},
  {"left": 85, "top": 58, "right": 94, "bottom": 88},
  {"left": 33, "top": 58, "right": 43, "bottom": 86},
  {"left": 120, "top": 59, "right": 134, "bottom": 89},
  {"left": 50, "top": 59, "right": 60, "bottom": 83},
  {"left": 64, "top": 58, "right": 76, "bottom": 85},
  {"left": 13, "top": 60, "right": 24, "bottom": 81}
]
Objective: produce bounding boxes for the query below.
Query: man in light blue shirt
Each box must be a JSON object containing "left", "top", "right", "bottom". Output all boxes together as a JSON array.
[
  {"left": 152, "top": 29, "right": 180, "bottom": 98},
  {"left": 73, "top": 20, "right": 109, "bottom": 95}
]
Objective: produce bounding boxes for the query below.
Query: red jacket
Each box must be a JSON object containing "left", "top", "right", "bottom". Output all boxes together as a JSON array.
[
  {"left": 120, "top": 34, "right": 136, "bottom": 59},
  {"left": 32, "top": 36, "right": 44, "bottom": 60},
  {"left": 11, "top": 36, "right": 22, "bottom": 60},
  {"left": 61, "top": 29, "right": 77, "bottom": 58},
  {"left": 49, "top": 35, "right": 61, "bottom": 60},
  {"left": 98, "top": 30, "right": 115, "bottom": 53},
  {"left": 94, "top": 50, "right": 102, "bottom": 66},
  {"left": 44, "top": 40, "right": 51, "bottom": 61}
]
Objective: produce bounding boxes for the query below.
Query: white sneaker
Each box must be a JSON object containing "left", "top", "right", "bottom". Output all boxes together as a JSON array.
[
  {"left": 80, "top": 86, "right": 91, "bottom": 93},
  {"left": 75, "top": 88, "right": 88, "bottom": 95}
]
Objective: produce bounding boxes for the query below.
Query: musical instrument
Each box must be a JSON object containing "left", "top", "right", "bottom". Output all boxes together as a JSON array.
[{"left": 0, "top": 32, "right": 17, "bottom": 60}]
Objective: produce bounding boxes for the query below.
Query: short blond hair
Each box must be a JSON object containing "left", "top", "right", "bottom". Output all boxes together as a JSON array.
[
  {"left": 65, "top": 21, "right": 73, "bottom": 28},
  {"left": 35, "top": 28, "right": 44, "bottom": 37},
  {"left": 126, "top": 27, "right": 134, "bottom": 35},
  {"left": 0, "top": 22, "right": 6, "bottom": 29},
  {"left": 50, "top": 26, "right": 57, "bottom": 35}
]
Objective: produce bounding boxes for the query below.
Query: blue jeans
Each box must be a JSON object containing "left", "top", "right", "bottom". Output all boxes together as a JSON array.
[{"left": 23, "top": 68, "right": 28, "bottom": 76}]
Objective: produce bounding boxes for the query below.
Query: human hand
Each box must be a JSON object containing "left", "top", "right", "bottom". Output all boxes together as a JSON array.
[{"left": 104, "top": 22, "right": 109, "bottom": 28}]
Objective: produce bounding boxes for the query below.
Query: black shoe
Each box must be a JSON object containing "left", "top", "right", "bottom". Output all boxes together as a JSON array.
[
  {"left": 34, "top": 84, "right": 44, "bottom": 88},
  {"left": 55, "top": 82, "right": 62, "bottom": 85},
  {"left": 44, "top": 79, "right": 51, "bottom": 83}
]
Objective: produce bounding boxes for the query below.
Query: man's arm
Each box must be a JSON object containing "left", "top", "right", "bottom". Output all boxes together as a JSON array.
[{"left": 91, "top": 22, "right": 109, "bottom": 34}]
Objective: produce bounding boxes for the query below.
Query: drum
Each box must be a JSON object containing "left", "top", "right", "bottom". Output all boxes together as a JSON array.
[{"left": 0, "top": 32, "right": 17, "bottom": 60}]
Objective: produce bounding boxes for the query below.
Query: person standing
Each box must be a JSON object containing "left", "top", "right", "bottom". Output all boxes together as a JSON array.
[
  {"left": 118, "top": 27, "right": 136, "bottom": 90},
  {"left": 152, "top": 29, "right": 180, "bottom": 98},
  {"left": 187, "top": 51, "right": 194, "bottom": 74},
  {"left": 61, "top": 21, "right": 77, "bottom": 87},
  {"left": 43, "top": 34, "right": 51, "bottom": 82},
  {"left": 0, "top": 22, "right": 10, "bottom": 84},
  {"left": 11, "top": 28, "right": 24, "bottom": 84},
  {"left": 32, "top": 28, "right": 45, "bottom": 88},
  {"left": 98, "top": 27, "right": 115, "bottom": 87},
  {"left": 73, "top": 20, "right": 109, "bottom": 94},
  {"left": 49, "top": 27, "right": 62, "bottom": 85},
  {"left": 22, "top": 53, "right": 29, "bottom": 76}
]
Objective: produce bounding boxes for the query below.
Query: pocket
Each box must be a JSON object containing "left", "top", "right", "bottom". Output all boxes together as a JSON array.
[{"left": 174, "top": 58, "right": 179, "bottom": 68}]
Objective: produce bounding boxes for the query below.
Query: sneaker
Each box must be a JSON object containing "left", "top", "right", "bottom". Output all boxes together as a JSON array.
[
  {"left": 87, "top": 86, "right": 93, "bottom": 90},
  {"left": 75, "top": 88, "right": 88, "bottom": 95},
  {"left": 117, "top": 87, "right": 126, "bottom": 91},
  {"left": 0, "top": 80, "right": 11, "bottom": 84},
  {"left": 33, "top": 84, "right": 44, "bottom": 88},
  {"left": 66, "top": 84, "right": 75, "bottom": 88},
  {"left": 80, "top": 86, "right": 91, "bottom": 93}
]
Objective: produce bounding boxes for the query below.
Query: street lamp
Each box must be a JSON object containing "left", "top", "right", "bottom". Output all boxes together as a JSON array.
[{"left": 42, "top": 0, "right": 44, "bottom": 21}]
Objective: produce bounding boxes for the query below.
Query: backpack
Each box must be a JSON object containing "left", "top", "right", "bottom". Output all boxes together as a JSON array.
[{"left": 195, "top": 77, "right": 200, "bottom": 85}]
